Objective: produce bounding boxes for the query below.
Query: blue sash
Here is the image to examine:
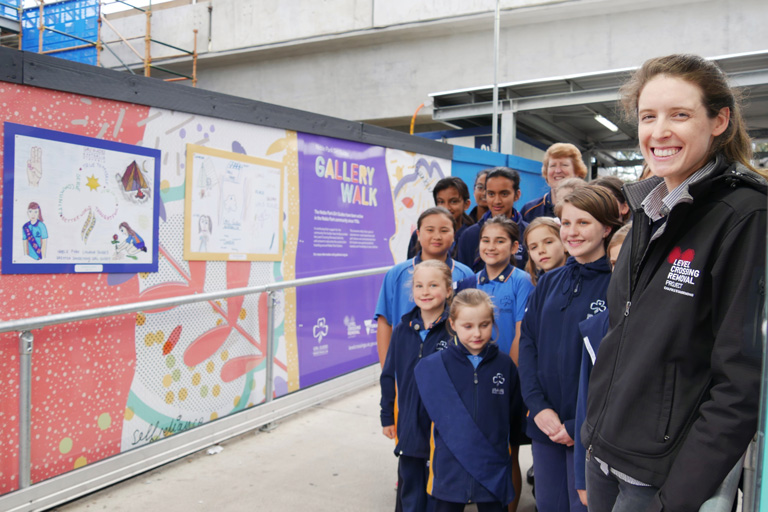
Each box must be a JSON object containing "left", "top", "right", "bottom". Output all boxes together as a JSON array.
[
  {"left": 415, "top": 354, "right": 513, "bottom": 504},
  {"left": 23, "top": 222, "right": 42, "bottom": 259}
]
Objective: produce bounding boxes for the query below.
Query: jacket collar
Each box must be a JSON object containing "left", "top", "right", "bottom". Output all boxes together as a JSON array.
[
  {"left": 413, "top": 252, "right": 456, "bottom": 272},
  {"left": 406, "top": 305, "right": 449, "bottom": 332},
  {"left": 558, "top": 256, "right": 611, "bottom": 310},
  {"left": 479, "top": 208, "right": 522, "bottom": 225},
  {"left": 450, "top": 338, "right": 499, "bottom": 362},
  {"left": 544, "top": 191, "right": 554, "bottom": 208},
  {"left": 478, "top": 264, "right": 515, "bottom": 284},
  {"left": 623, "top": 154, "right": 768, "bottom": 214}
]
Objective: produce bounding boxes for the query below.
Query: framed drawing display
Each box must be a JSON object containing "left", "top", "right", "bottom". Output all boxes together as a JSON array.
[
  {"left": 2, "top": 122, "right": 161, "bottom": 274},
  {"left": 184, "top": 144, "right": 284, "bottom": 261}
]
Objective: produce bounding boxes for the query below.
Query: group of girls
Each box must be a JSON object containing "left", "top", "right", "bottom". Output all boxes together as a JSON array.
[
  {"left": 378, "top": 180, "right": 639, "bottom": 512},
  {"left": 379, "top": 201, "right": 543, "bottom": 512},
  {"left": 377, "top": 51, "right": 763, "bottom": 512},
  {"left": 376, "top": 179, "right": 580, "bottom": 511}
]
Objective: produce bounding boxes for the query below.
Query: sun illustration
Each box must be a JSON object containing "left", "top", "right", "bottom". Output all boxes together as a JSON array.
[{"left": 86, "top": 174, "right": 100, "bottom": 191}]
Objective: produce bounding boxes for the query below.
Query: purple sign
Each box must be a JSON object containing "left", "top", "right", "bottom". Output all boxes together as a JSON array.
[{"left": 295, "top": 133, "right": 395, "bottom": 387}]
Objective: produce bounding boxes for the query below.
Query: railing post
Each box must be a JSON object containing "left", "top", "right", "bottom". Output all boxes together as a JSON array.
[
  {"left": 264, "top": 291, "right": 277, "bottom": 404},
  {"left": 19, "top": 330, "right": 34, "bottom": 489},
  {"left": 743, "top": 435, "right": 758, "bottom": 512}
]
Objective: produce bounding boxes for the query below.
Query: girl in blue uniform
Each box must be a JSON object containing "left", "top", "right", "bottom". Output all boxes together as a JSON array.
[
  {"left": 518, "top": 187, "right": 622, "bottom": 512},
  {"left": 475, "top": 216, "right": 534, "bottom": 512},
  {"left": 523, "top": 217, "right": 568, "bottom": 285},
  {"left": 474, "top": 216, "right": 534, "bottom": 363},
  {"left": 414, "top": 288, "right": 526, "bottom": 512},
  {"left": 375, "top": 207, "right": 474, "bottom": 366},
  {"left": 381, "top": 259, "right": 456, "bottom": 512}
]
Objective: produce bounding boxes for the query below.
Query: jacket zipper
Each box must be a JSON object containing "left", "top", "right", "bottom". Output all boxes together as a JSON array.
[
  {"left": 588, "top": 207, "right": 648, "bottom": 447},
  {"left": 468, "top": 367, "right": 478, "bottom": 502}
]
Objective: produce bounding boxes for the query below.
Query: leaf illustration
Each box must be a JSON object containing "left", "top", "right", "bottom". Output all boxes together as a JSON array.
[
  {"left": 220, "top": 355, "right": 264, "bottom": 383},
  {"left": 183, "top": 325, "right": 232, "bottom": 367},
  {"left": 162, "top": 325, "right": 183, "bottom": 356}
]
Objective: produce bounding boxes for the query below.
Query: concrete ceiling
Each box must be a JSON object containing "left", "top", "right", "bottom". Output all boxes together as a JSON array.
[{"left": 430, "top": 51, "right": 768, "bottom": 167}]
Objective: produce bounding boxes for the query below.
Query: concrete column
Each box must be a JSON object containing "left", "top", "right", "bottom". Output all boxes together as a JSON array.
[{"left": 500, "top": 109, "right": 515, "bottom": 155}]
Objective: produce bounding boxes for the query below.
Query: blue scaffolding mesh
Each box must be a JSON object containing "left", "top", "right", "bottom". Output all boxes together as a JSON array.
[
  {"left": 0, "top": 0, "right": 21, "bottom": 22},
  {"left": 22, "top": 0, "right": 99, "bottom": 65}
]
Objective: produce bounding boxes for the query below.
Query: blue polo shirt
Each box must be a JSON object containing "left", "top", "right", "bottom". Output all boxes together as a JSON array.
[
  {"left": 456, "top": 210, "right": 529, "bottom": 272},
  {"left": 476, "top": 264, "right": 534, "bottom": 355},
  {"left": 374, "top": 253, "right": 474, "bottom": 327}
]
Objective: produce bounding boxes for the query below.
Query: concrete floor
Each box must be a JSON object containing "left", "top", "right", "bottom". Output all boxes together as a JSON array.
[{"left": 52, "top": 383, "right": 536, "bottom": 512}]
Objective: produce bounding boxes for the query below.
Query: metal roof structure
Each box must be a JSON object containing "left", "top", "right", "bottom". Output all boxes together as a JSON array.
[{"left": 430, "top": 51, "right": 768, "bottom": 168}]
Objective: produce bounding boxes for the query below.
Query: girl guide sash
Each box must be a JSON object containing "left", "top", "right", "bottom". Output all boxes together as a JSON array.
[
  {"left": 23, "top": 222, "right": 43, "bottom": 259},
  {"left": 414, "top": 353, "right": 514, "bottom": 504}
]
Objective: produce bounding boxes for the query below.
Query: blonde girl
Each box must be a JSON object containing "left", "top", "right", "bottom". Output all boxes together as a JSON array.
[
  {"left": 414, "top": 289, "right": 526, "bottom": 512},
  {"left": 381, "top": 260, "right": 455, "bottom": 512},
  {"left": 523, "top": 217, "right": 568, "bottom": 285}
]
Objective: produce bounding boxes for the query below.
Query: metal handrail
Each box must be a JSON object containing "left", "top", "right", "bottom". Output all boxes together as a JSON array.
[
  {"left": 0, "top": 266, "right": 391, "bottom": 334},
  {"left": 5, "top": 264, "right": 391, "bottom": 490}
]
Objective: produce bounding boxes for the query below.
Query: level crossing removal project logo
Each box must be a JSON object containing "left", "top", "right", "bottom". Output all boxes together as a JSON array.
[{"left": 664, "top": 247, "right": 699, "bottom": 297}]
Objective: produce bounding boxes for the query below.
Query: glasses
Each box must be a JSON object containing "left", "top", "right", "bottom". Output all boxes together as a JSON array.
[{"left": 474, "top": 184, "right": 485, "bottom": 192}]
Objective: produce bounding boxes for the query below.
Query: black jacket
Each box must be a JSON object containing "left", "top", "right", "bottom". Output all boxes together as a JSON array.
[{"left": 582, "top": 157, "right": 766, "bottom": 512}]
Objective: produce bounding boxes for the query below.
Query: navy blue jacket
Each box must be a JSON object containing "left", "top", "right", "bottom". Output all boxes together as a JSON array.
[
  {"left": 521, "top": 192, "right": 555, "bottom": 223},
  {"left": 456, "top": 210, "right": 528, "bottom": 272},
  {"left": 380, "top": 306, "right": 453, "bottom": 458},
  {"left": 518, "top": 256, "right": 611, "bottom": 444},
  {"left": 415, "top": 342, "right": 526, "bottom": 505},
  {"left": 574, "top": 310, "right": 610, "bottom": 490}
]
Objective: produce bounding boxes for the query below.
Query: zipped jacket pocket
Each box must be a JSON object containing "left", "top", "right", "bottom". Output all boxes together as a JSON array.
[{"left": 656, "top": 363, "right": 676, "bottom": 442}]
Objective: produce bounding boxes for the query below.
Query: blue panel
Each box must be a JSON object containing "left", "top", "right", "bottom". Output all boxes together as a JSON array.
[{"left": 22, "top": 0, "right": 99, "bottom": 65}]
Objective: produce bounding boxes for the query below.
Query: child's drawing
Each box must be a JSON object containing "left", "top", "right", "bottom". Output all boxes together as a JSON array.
[
  {"left": 27, "top": 146, "right": 43, "bottom": 187},
  {"left": 197, "top": 158, "right": 218, "bottom": 198},
  {"left": 116, "top": 160, "right": 152, "bottom": 203},
  {"left": 113, "top": 222, "right": 148, "bottom": 260},
  {"left": 198, "top": 214, "right": 212, "bottom": 252},
  {"left": 184, "top": 144, "right": 283, "bottom": 261},
  {"left": 2, "top": 122, "right": 160, "bottom": 274},
  {"left": 22, "top": 202, "right": 48, "bottom": 260}
]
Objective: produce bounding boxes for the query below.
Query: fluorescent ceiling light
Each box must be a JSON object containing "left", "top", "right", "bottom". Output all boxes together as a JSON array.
[{"left": 595, "top": 114, "right": 619, "bottom": 132}]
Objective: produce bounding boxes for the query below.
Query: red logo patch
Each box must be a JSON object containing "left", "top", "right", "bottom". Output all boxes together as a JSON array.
[{"left": 667, "top": 247, "right": 695, "bottom": 264}]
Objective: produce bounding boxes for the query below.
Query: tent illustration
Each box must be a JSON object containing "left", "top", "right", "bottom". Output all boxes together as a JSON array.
[{"left": 120, "top": 160, "right": 149, "bottom": 199}]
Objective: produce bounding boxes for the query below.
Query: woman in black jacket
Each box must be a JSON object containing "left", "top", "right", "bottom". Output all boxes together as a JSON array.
[{"left": 582, "top": 54, "right": 767, "bottom": 512}]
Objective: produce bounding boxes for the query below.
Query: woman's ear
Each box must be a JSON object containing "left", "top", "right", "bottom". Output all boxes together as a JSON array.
[{"left": 711, "top": 106, "right": 731, "bottom": 137}]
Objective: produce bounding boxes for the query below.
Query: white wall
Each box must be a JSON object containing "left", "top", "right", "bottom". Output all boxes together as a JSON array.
[{"left": 99, "top": 0, "right": 768, "bottom": 135}]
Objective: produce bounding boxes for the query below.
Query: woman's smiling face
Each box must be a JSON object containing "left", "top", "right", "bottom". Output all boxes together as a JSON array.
[{"left": 637, "top": 75, "right": 729, "bottom": 190}]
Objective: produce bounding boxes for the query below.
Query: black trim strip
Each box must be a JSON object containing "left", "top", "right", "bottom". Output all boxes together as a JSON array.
[{"left": 0, "top": 46, "right": 453, "bottom": 159}]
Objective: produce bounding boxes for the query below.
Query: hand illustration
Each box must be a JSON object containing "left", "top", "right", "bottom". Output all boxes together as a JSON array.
[{"left": 27, "top": 146, "right": 42, "bottom": 187}]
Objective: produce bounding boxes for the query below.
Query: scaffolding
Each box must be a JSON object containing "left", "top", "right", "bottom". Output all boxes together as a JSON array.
[
  {"left": 0, "top": 0, "right": 22, "bottom": 50},
  {"left": 0, "top": 0, "right": 197, "bottom": 86}
]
